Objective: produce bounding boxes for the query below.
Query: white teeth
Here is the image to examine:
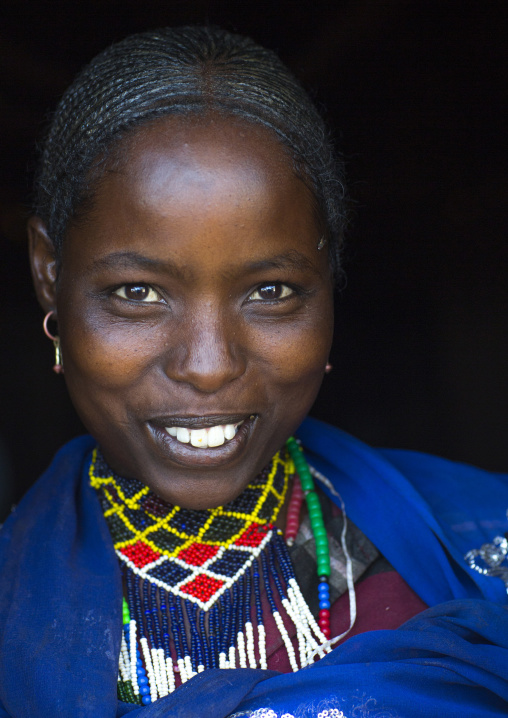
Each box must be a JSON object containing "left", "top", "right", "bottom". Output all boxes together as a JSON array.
[
  {"left": 176, "top": 427, "right": 190, "bottom": 444},
  {"left": 207, "top": 425, "right": 225, "bottom": 447},
  {"left": 190, "top": 428, "right": 208, "bottom": 448},
  {"left": 165, "top": 421, "right": 244, "bottom": 448},
  {"left": 224, "top": 424, "right": 236, "bottom": 441}
]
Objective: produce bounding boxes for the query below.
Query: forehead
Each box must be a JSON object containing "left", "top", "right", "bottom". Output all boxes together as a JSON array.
[
  {"left": 64, "top": 114, "right": 325, "bottom": 276},
  {"left": 105, "top": 113, "right": 314, "bottom": 219},
  {"left": 118, "top": 112, "right": 293, "bottom": 169}
]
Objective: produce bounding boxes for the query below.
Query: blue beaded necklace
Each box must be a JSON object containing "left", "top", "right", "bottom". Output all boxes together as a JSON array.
[{"left": 91, "top": 440, "right": 331, "bottom": 705}]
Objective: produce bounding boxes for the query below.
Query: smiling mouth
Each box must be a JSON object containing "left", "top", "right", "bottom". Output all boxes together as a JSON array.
[
  {"left": 152, "top": 413, "right": 256, "bottom": 450},
  {"left": 165, "top": 421, "right": 245, "bottom": 448},
  {"left": 148, "top": 414, "right": 257, "bottom": 468}
]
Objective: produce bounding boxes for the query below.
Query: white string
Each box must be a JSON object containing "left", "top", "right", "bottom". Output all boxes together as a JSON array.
[{"left": 305, "top": 464, "right": 357, "bottom": 661}]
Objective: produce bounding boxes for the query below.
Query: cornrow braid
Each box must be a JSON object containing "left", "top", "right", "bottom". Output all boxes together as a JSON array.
[{"left": 33, "top": 25, "right": 347, "bottom": 276}]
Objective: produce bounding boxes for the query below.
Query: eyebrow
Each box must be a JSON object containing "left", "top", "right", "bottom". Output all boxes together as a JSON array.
[
  {"left": 225, "top": 250, "right": 320, "bottom": 280},
  {"left": 89, "top": 251, "right": 188, "bottom": 279},
  {"left": 88, "top": 248, "right": 320, "bottom": 280}
]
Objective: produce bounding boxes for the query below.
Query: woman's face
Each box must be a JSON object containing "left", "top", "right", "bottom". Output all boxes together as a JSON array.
[{"left": 31, "top": 115, "right": 334, "bottom": 509}]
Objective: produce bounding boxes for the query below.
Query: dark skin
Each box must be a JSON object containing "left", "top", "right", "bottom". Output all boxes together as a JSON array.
[{"left": 29, "top": 114, "right": 334, "bottom": 511}]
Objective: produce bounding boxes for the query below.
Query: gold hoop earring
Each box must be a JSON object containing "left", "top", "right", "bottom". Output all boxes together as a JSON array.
[{"left": 42, "top": 311, "right": 64, "bottom": 374}]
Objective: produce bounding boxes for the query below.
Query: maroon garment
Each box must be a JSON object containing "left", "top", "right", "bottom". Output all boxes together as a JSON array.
[{"left": 266, "top": 570, "right": 427, "bottom": 672}]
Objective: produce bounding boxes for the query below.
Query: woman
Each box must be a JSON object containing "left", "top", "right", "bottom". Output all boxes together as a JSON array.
[{"left": 0, "top": 25, "right": 507, "bottom": 718}]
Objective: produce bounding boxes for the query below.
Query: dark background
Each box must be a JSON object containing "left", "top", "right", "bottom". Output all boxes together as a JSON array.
[{"left": 1, "top": 0, "right": 507, "bottom": 517}]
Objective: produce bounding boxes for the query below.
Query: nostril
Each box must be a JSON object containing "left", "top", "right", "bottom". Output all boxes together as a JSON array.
[{"left": 163, "top": 324, "right": 246, "bottom": 392}]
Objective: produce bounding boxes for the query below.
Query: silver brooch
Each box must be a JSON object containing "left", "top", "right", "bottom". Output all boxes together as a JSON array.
[{"left": 464, "top": 524, "right": 508, "bottom": 593}]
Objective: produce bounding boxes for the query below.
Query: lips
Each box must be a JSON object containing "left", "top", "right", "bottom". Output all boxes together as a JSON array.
[{"left": 147, "top": 414, "right": 257, "bottom": 468}]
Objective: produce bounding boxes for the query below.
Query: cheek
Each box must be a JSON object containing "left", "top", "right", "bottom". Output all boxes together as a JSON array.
[
  {"left": 251, "top": 311, "right": 333, "bottom": 385},
  {"left": 60, "top": 316, "right": 158, "bottom": 391}
]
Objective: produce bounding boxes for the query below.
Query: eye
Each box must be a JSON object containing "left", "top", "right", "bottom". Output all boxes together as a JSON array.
[
  {"left": 248, "top": 283, "right": 295, "bottom": 302},
  {"left": 113, "top": 284, "right": 163, "bottom": 303}
]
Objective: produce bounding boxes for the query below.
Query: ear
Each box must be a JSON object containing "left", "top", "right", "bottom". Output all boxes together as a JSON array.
[{"left": 28, "top": 216, "right": 58, "bottom": 312}]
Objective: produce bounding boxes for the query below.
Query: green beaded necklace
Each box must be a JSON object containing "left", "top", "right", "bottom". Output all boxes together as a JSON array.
[{"left": 286, "top": 437, "right": 332, "bottom": 638}]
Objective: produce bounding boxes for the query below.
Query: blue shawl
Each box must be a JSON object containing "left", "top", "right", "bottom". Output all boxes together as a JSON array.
[{"left": 0, "top": 418, "right": 507, "bottom": 717}]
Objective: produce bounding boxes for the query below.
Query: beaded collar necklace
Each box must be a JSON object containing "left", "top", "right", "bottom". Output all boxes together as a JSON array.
[{"left": 91, "top": 439, "right": 331, "bottom": 706}]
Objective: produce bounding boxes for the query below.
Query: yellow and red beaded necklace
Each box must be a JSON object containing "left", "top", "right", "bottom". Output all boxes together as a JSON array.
[{"left": 90, "top": 442, "right": 331, "bottom": 705}]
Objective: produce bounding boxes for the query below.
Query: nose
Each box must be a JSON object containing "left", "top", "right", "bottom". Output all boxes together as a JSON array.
[{"left": 165, "top": 311, "right": 246, "bottom": 393}]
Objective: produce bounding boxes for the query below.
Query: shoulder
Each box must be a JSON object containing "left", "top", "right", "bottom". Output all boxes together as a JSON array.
[
  {"left": 298, "top": 416, "right": 508, "bottom": 509},
  {"left": 0, "top": 435, "right": 96, "bottom": 545},
  {"left": 297, "top": 417, "right": 508, "bottom": 604}
]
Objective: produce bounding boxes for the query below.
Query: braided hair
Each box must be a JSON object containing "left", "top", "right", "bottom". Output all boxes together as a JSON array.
[{"left": 33, "top": 26, "right": 346, "bottom": 276}]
